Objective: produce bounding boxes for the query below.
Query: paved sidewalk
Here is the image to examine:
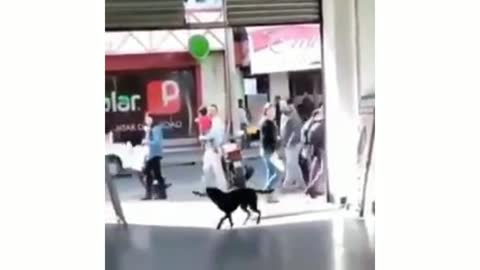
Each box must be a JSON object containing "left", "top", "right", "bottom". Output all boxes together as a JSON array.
[
  {"left": 106, "top": 154, "right": 338, "bottom": 228},
  {"left": 105, "top": 192, "right": 338, "bottom": 228}
]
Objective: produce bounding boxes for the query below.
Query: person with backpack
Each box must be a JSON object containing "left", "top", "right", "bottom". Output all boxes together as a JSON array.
[{"left": 299, "top": 106, "right": 327, "bottom": 198}]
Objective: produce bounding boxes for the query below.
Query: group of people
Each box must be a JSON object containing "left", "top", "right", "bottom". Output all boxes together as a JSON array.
[
  {"left": 138, "top": 97, "right": 326, "bottom": 204},
  {"left": 259, "top": 97, "right": 326, "bottom": 203}
]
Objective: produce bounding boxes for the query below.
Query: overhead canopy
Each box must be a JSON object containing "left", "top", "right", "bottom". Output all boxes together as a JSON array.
[
  {"left": 105, "top": 0, "right": 186, "bottom": 31},
  {"left": 226, "top": 0, "right": 320, "bottom": 27},
  {"left": 105, "top": 0, "right": 321, "bottom": 31}
]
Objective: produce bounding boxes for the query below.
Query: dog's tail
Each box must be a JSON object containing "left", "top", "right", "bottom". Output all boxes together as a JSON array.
[
  {"left": 254, "top": 189, "right": 274, "bottom": 194},
  {"left": 192, "top": 191, "right": 207, "bottom": 197}
]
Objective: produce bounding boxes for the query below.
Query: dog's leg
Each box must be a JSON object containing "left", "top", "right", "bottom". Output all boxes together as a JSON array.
[
  {"left": 217, "top": 216, "right": 227, "bottom": 230},
  {"left": 251, "top": 205, "right": 262, "bottom": 224},
  {"left": 241, "top": 205, "right": 251, "bottom": 225},
  {"left": 227, "top": 214, "right": 234, "bottom": 229}
]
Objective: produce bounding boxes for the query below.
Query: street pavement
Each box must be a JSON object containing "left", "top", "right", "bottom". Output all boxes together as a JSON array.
[{"left": 106, "top": 153, "right": 341, "bottom": 228}]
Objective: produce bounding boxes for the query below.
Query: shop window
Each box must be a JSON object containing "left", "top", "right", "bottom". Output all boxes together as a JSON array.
[
  {"left": 255, "top": 74, "right": 270, "bottom": 95},
  {"left": 288, "top": 70, "right": 323, "bottom": 121},
  {"left": 288, "top": 70, "right": 322, "bottom": 96}
]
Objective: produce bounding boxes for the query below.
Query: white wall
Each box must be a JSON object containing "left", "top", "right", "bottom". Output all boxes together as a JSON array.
[
  {"left": 323, "top": 0, "right": 360, "bottom": 203},
  {"left": 269, "top": 72, "right": 290, "bottom": 100}
]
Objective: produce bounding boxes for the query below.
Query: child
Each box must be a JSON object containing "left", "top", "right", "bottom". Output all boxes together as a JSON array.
[
  {"left": 195, "top": 106, "right": 213, "bottom": 150},
  {"left": 196, "top": 106, "right": 212, "bottom": 135}
]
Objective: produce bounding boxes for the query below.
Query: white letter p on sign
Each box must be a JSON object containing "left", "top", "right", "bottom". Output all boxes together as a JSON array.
[{"left": 162, "top": 80, "right": 180, "bottom": 106}]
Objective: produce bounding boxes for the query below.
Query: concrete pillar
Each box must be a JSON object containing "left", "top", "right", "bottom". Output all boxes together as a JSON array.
[
  {"left": 312, "top": 74, "right": 323, "bottom": 107},
  {"left": 230, "top": 67, "right": 245, "bottom": 134},
  {"left": 269, "top": 72, "right": 290, "bottom": 100},
  {"left": 224, "top": 28, "right": 242, "bottom": 137},
  {"left": 200, "top": 52, "right": 226, "bottom": 120},
  {"left": 323, "top": 0, "right": 360, "bottom": 202}
]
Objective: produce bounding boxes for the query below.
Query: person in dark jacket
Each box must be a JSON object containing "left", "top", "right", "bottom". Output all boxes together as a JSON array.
[
  {"left": 141, "top": 114, "right": 168, "bottom": 200},
  {"left": 260, "top": 103, "right": 283, "bottom": 203}
]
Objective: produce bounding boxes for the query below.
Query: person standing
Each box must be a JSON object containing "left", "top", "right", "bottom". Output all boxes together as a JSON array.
[
  {"left": 198, "top": 104, "right": 228, "bottom": 191},
  {"left": 260, "top": 103, "right": 283, "bottom": 203},
  {"left": 142, "top": 114, "right": 168, "bottom": 200},
  {"left": 280, "top": 99, "right": 305, "bottom": 191}
]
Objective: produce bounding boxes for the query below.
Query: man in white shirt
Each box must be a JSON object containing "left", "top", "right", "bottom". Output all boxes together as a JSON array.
[{"left": 198, "top": 104, "right": 228, "bottom": 191}]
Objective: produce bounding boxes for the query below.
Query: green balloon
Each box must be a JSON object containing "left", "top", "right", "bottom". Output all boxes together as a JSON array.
[{"left": 188, "top": 35, "right": 210, "bottom": 60}]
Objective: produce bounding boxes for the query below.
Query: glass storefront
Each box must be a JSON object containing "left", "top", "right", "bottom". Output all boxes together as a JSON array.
[{"left": 105, "top": 68, "right": 199, "bottom": 145}]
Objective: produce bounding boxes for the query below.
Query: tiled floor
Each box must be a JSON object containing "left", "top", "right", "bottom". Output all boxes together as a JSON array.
[{"left": 106, "top": 218, "right": 374, "bottom": 270}]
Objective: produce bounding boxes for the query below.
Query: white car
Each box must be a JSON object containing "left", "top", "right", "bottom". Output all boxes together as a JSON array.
[{"left": 105, "top": 132, "right": 148, "bottom": 176}]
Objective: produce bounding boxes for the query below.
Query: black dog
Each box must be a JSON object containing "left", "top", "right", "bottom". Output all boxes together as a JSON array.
[{"left": 193, "top": 187, "right": 273, "bottom": 229}]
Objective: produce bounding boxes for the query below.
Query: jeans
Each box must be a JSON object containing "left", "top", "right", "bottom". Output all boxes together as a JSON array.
[
  {"left": 144, "top": 156, "right": 166, "bottom": 197},
  {"left": 263, "top": 153, "right": 281, "bottom": 190}
]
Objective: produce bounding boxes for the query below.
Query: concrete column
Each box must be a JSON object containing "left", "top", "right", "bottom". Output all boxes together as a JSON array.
[
  {"left": 200, "top": 52, "right": 226, "bottom": 120},
  {"left": 323, "top": 0, "right": 360, "bottom": 202},
  {"left": 269, "top": 72, "right": 290, "bottom": 100},
  {"left": 224, "top": 28, "right": 242, "bottom": 136},
  {"left": 230, "top": 67, "right": 245, "bottom": 134},
  {"left": 312, "top": 74, "right": 323, "bottom": 106}
]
